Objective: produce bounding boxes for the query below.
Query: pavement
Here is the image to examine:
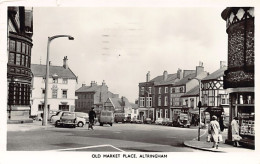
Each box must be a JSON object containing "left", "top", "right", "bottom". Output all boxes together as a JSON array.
[
  {"left": 183, "top": 127, "right": 254, "bottom": 152},
  {"left": 7, "top": 120, "right": 53, "bottom": 132},
  {"left": 7, "top": 121, "right": 254, "bottom": 152}
]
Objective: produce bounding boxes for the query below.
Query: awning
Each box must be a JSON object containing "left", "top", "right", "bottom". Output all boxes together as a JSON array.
[
  {"left": 189, "top": 107, "right": 206, "bottom": 114},
  {"left": 204, "top": 106, "right": 224, "bottom": 116}
]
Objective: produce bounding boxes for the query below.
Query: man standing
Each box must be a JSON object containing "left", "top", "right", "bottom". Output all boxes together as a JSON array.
[{"left": 88, "top": 107, "right": 96, "bottom": 130}]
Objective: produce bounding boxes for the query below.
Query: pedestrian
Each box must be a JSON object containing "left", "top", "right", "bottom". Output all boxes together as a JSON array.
[
  {"left": 88, "top": 107, "right": 96, "bottom": 130},
  {"left": 209, "top": 115, "right": 221, "bottom": 149},
  {"left": 231, "top": 117, "right": 242, "bottom": 147}
]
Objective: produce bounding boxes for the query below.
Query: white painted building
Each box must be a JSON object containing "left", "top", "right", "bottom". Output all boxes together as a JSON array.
[{"left": 30, "top": 57, "right": 77, "bottom": 118}]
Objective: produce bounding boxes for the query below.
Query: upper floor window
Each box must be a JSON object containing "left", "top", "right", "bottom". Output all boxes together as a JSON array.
[
  {"left": 158, "top": 95, "right": 161, "bottom": 106},
  {"left": 165, "top": 87, "right": 168, "bottom": 93},
  {"left": 62, "top": 78, "right": 68, "bottom": 84},
  {"left": 159, "top": 87, "right": 161, "bottom": 94},
  {"left": 148, "top": 87, "right": 152, "bottom": 94},
  {"left": 141, "top": 87, "right": 144, "bottom": 95},
  {"left": 53, "top": 78, "right": 58, "bottom": 83},
  {"left": 52, "top": 89, "right": 58, "bottom": 98},
  {"left": 139, "top": 97, "right": 145, "bottom": 107},
  {"left": 62, "top": 90, "right": 67, "bottom": 99},
  {"left": 190, "top": 98, "right": 194, "bottom": 108},
  {"left": 164, "top": 96, "right": 168, "bottom": 106},
  {"left": 146, "top": 97, "right": 152, "bottom": 107},
  {"left": 8, "top": 39, "right": 31, "bottom": 68}
]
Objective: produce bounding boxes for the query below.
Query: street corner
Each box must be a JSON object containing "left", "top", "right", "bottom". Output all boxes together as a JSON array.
[{"left": 183, "top": 140, "right": 224, "bottom": 152}]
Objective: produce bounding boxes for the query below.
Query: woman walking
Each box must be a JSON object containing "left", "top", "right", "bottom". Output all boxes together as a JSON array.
[{"left": 209, "top": 115, "right": 221, "bottom": 149}]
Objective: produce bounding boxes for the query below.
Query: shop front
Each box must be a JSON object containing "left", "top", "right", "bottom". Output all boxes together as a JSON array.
[{"left": 228, "top": 89, "right": 254, "bottom": 148}]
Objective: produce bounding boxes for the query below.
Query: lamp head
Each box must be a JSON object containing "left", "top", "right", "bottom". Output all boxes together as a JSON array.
[{"left": 68, "top": 36, "right": 74, "bottom": 40}]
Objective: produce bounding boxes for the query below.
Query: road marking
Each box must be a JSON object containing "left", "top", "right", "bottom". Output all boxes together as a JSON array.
[{"left": 48, "top": 144, "right": 125, "bottom": 152}]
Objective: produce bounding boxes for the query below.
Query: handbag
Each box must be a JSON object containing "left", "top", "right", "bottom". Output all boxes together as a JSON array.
[
  {"left": 218, "top": 134, "right": 223, "bottom": 142},
  {"left": 232, "top": 134, "right": 242, "bottom": 141}
]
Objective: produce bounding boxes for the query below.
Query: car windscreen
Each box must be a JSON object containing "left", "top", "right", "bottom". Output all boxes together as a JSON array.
[{"left": 63, "top": 113, "right": 75, "bottom": 116}]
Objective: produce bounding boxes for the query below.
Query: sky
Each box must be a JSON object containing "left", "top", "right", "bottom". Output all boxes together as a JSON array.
[{"left": 31, "top": 7, "right": 228, "bottom": 102}]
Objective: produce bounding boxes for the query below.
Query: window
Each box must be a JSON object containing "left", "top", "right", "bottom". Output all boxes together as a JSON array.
[
  {"left": 172, "top": 88, "right": 175, "bottom": 93},
  {"left": 141, "top": 87, "right": 144, "bottom": 95},
  {"left": 190, "top": 98, "right": 194, "bottom": 108},
  {"left": 62, "top": 90, "right": 67, "bottom": 98},
  {"left": 159, "top": 87, "right": 161, "bottom": 94},
  {"left": 165, "top": 109, "right": 168, "bottom": 118},
  {"left": 180, "top": 87, "right": 183, "bottom": 93},
  {"left": 62, "top": 78, "right": 68, "bottom": 84},
  {"left": 16, "top": 54, "right": 21, "bottom": 65},
  {"left": 158, "top": 95, "right": 161, "bottom": 106},
  {"left": 222, "top": 99, "right": 225, "bottom": 104},
  {"left": 140, "top": 97, "right": 145, "bottom": 107},
  {"left": 185, "top": 99, "right": 188, "bottom": 106},
  {"left": 134, "top": 109, "right": 137, "bottom": 114},
  {"left": 164, "top": 96, "right": 168, "bottom": 106},
  {"left": 165, "top": 87, "right": 168, "bottom": 93},
  {"left": 9, "top": 53, "right": 15, "bottom": 64},
  {"left": 42, "top": 89, "right": 45, "bottom": 98},
  {"left": 160, "top": 109, "right": 163, "bottom": 118},
  {"left": 53, "top": 78, "right": 58, "bottom": 83},
  {"left": 52, "top": 89, "right": 58, "bottom": 98},
  {"left": 148, "top": 87, "right": 152, "bottom": 94},
  {"left": 146, "top": 97, "right": 152, "bottom": 107}
]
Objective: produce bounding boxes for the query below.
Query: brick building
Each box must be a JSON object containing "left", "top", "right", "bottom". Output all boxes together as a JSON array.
[{"left": 75, "top": 81, "right": 118, "bottom": 115}]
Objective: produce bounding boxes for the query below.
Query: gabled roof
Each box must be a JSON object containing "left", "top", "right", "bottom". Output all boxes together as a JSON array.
[
  {"left": 129, "top": 102, "right": 138, "bottom": 109},
  {"left": 174, "top": 73, "right": 196, "bottom": 86},
  {"left": 181, "top": 85, "right": 199, "bottom": 97},
  {"left": 150, "top": 73, "right": 178, "bottom": 86},
  {"left": 31, "top": 64, "right": 77, "bottom": 79},
  {"left": 110, "top": 97, "right": 132, "bottom": 109},
  {"left": 202, "top": 66, "right": 227, "bottom": 81},
  {"left": 76, "top": 85, "right": 102, "bottom": 93}
]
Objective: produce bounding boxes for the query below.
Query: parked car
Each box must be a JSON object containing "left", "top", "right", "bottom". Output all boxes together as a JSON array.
[
  {"left": 50, "top": 111, "right": 64, "bottom": 126},
  {"left": 155, "top": 118, "right": 163, "bottom": 125},
  {"left": 130, "top": 117, "right": 142, "bottom": 124},
  {"left": 144, "top": 118, "right": 152, "bottom": 124},
  {"left": 99, "top": 110, "right": 114, "bottom": 126},
  {"left": 60, "top": 112, "right": 77, "bottom": 128},
  {"left": 162, "top": 118, "right": 170, "bottom": 126},
  {"left": 51, "top": 111, "right": 86, "bottom": 128},
  {"left": 75, "top": 112, "right": 89, "bottom": 127}
]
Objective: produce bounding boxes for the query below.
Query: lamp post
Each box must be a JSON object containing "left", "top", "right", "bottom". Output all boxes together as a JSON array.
[
  {"left": 42, "top": 35, "right": 74, "bottom": 126},
  {"left": 192, "top": 77, "right": 202, "bottom": 141}
]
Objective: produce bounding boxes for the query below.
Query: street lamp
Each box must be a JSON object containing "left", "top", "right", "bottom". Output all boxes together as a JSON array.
[
  {"left": 42, "top": 35, "right": 74, "bottom": 126},
  {"left": 190, "top": 77, "right": 202, "bottom": 141}
]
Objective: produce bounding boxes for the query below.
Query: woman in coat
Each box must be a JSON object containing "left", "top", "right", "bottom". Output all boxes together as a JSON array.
[
  {"left": 231, "top": 117, "right": 241, "bottom": 147},
  {"left": 209, "top": 115, "right": 220, "bottom": 149}
]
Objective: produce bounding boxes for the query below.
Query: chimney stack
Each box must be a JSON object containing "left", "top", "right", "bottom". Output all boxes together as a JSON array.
[
  {"left": 220, "top": 61, "right": 227, "bottom": 68},
  {"left": 102, "top": 80, "right": 106, "bottom": 86},
  {"left": 82, "top": 83, "right": 86, "bottom": 87},
  {"left": 196, "top": 62, "right": 204, "bottom": 76},
  {"left": 177, "top": 68, "right": 183, "bottom": 79},
  {"left": 146, "top": 71, "right": 150, "bottom": 82},
  {"left": 163, "top": 70, "right": 168, "bottom": 81},
  {"left": 63, "top": 56, "right": 68, "bottom": 69}
]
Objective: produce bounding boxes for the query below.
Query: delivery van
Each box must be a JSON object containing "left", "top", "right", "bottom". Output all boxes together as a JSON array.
[{"left": 99, "top": 110, "right": 114, "bottom": 126}]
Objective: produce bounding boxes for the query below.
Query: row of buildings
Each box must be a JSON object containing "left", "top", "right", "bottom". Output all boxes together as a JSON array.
[
  {"left": 138, "top": 61, "right": 228, "bottom": 124},
  {"left": 137, "top": 7, "right": 255, "bottom": 147}
]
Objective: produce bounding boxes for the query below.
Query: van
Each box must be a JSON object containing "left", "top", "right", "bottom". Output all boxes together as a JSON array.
[{"left": 99, "top": 110, "right": 114, "bottom": 126}]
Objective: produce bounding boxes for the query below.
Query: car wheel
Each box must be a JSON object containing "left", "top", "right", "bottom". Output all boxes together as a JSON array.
[
  {"left": 78, "top": 122, "right": 84, "bottom": 127},
  {"left": 110, "top": 123, "right": 113, "bottom": 126},
  {"left": 100, "top": 123, "right": 103, "bottom": 126},
  {"left": 55, "top": 121, "right": 60, "bottom": 127}
]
